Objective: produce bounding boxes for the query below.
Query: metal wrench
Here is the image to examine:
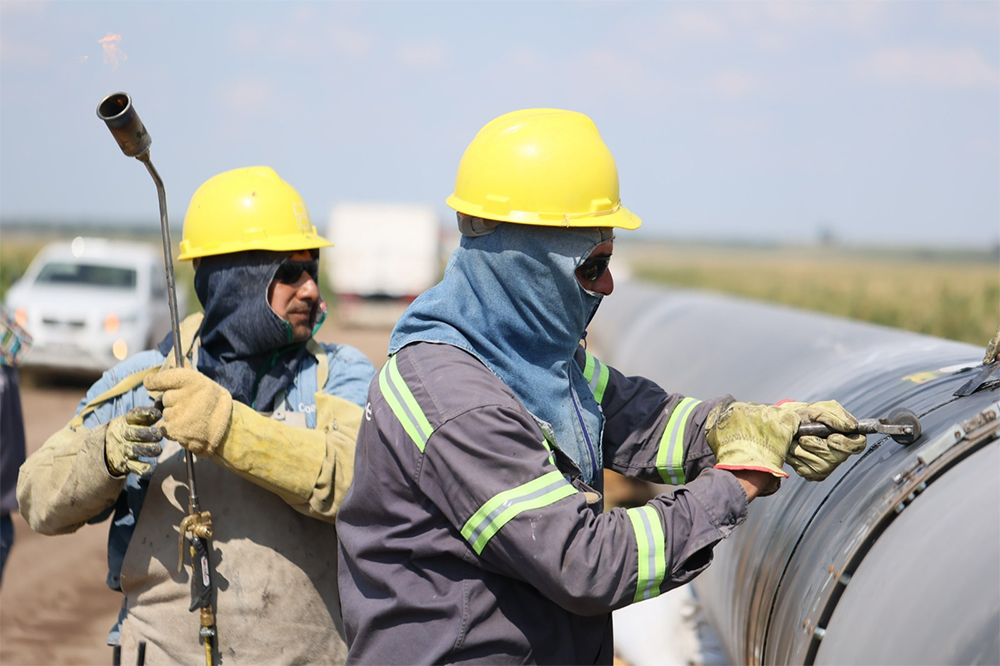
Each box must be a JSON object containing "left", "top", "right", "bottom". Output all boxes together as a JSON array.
[{"left": 798, "top": 407, "right": 922, "bottom": 445}]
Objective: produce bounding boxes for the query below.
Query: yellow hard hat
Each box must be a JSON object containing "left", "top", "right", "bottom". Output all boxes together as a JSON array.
[
  {"left": 446, "top": 108, "right": 641, "bottom": 230},
  {"left": 178, "top": 166, "right": 332, "bottom": 261}
]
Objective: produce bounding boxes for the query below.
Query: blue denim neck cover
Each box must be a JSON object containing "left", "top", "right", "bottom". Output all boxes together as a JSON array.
[
  {"left": 159, "top": 250, "right": 325, "bottom": 411},
  {"left": 389, "top": 224, "right": 612, "bottom": 484}
]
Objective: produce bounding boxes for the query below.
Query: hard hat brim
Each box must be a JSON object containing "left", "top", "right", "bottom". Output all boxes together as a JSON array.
[
  {"left": 178, "top": 233, "right": 332, "bottom": 261},
  {"left": 446, "top": 194, "right": 642, "bottom": 231}
]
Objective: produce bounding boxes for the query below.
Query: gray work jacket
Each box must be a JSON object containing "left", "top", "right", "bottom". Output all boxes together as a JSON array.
[{"left": 337, "top": 341, "right": 750, "bottom": 665}]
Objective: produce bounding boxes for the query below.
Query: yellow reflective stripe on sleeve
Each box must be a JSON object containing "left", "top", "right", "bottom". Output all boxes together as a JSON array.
[
  {"left": 582, "top": 352, "right": 610, "bottom": 403},
  {"left": 656, "top": 397, "right": 701, "bottom": 485},
  {"left": 627, "top": 505, "right": 666, "bottom": 602},
  {"left": 378, "top": 354, "right": 434, "bottom": 452},
  {"left": 461, "top": 470, "right": 576, "bottom": 555},
  {"left": 540, "top": 437, "right": 557, "bottom": 466}
]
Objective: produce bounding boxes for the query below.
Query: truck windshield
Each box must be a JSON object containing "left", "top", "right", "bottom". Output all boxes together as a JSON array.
[{"left": 35, "top": 262, "right": 137, "bottom": 289}]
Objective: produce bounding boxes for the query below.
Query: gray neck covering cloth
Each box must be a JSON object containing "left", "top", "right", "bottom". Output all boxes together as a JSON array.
[{"left": 389, "top": 222, "right": 613, "bottom": 485}]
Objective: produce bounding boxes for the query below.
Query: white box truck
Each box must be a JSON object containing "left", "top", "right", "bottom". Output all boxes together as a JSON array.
[{"left": 325, "top": 202, "right": 443, "bottom": 327}]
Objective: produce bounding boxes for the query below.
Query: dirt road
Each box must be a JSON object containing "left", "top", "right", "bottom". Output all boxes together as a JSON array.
[{"left": 0, "top": 321, "right": 391, "bottom": 666}]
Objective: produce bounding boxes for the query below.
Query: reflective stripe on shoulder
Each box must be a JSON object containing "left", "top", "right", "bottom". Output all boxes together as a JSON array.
[
  {"left": 656, "top": 397, "right": 701, "bottom": 485},
  {"left": 627, "top": 505, "right": 666, "bottom": 602},
  {"left": 582, "top": 352, "right": 610, "bottom": 403},
  {"left": 461, "top": 470, "right": 576, "bottom": 555},
  {"left": 378, "top": 354, "right": 434, "bottom": 452}
]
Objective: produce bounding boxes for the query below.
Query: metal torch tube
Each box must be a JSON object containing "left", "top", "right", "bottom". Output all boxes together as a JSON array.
[
  {"left": 97, "top": 93, "right": 216, "bottom": 665},
  {"left": 138, "top": 155, "right": 201, "bottom": 514},
  {"left": 96, "top": 92, "right": 201, "bottom": 513}
]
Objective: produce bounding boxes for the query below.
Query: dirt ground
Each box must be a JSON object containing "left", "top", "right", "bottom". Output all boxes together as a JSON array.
[{"left": 0, "top": 320, "right": 393, "bottom": 666}]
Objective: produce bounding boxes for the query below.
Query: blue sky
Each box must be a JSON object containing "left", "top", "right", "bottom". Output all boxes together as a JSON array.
[{"left": 1, "top": 0, "right": 997, "bottom": 248}]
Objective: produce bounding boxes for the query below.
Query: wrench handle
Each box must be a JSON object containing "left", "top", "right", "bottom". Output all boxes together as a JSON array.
[{"left": 797, "top": 419, "right": 881, "bottom": 438}]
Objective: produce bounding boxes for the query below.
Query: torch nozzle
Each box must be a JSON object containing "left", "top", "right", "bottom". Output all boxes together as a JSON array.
[{"left": 97, "top": 92, "right": 151, "bottom": 159}]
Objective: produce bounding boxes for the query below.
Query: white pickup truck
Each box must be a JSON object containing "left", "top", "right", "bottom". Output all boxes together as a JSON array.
[{"left": 4, "top": 236, "right": 186, "bottom": 377}]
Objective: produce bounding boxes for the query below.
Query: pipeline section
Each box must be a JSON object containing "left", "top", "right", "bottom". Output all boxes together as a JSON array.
[{"left": 588, "top": 281, "right": 999, "bottom": 666}]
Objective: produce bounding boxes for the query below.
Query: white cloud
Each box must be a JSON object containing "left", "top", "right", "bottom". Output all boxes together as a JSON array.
[
  {"left": 396, "top": 41, "right": 447, "bottom": 70},
  {"left": 763, "top": 0, "right": 887, "bottom": 34},
  {"left": 213, "top": 77, "right": 282, "bottom": 142},
  {"left": 609, "top": 6, "right": 726, "bottom": 57},
  {"left": 941, "top": 1, "right": 1000, "bottom": 30},
  {"left": 330, "top": 25, "right": 374, "bottom": 59},
  {"left": 706, "top": 69, "right": 759, "bottom": 99},
  {"left": 673, "top": 9, "right": 727, "bottom": 41},
  {"left": 509, "top": 46, "right": 545, "bottom": 69},
  {"left": 0, "top": 0, "right": 50, "bottom": 65},
  {"left": 567, "top": 50, "right": 659, "bottom": 103},
  {"left": 218, "top": 77, "right": 274, "bottom": 111},
  {"left": 615, "top": 1, "right": 888, "bottom": 59},
  {"left": 858, "top": 45, "right": 1000, "bottom": 89},
  {"left": 226, "top": 17, "right": 374, "bottom": 60},
  {"left": 0, "top": 0, "right": 48, "bottom": 17},
  {"left": 0, "top": 37, "right": 49, "bottom": 65}
]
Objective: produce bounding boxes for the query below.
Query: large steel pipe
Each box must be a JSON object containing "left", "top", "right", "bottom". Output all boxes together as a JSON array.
[{"left": 588, "top": 281, "right": 999, "bottom": 666}]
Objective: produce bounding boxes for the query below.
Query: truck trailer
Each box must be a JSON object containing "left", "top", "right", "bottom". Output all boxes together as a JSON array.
[{"left": 325, "top": 202, "right": 444, "bottom": 327}]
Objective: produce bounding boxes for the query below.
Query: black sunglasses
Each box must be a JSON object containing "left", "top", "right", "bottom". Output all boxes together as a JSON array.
[
  {"left": 274, "top": 259, "right": 319, "bottom": 285},
  {"left": 576, "top": 255, "right": 611, "bottom": 283}
]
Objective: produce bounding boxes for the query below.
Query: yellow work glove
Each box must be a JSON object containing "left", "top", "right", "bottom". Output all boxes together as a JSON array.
[
  {"left": 144, "top": 368, "right": 233, "bottom": 456},
  {"left": 104, "top": 406, "right": 164, "bottom": 477},
  {"left": 778, "top": 401, "right": 867, "bottom": 481},
  {"left": 212, "top": 402, "right": 328, "bottom": 502},
  {"left": 705, "top": 401, "right": 797, "bottom": 479},
  {"left": 984, "top": 326, "right": 1000, "bottom": 365},
  {"left": 144, "top": 368, "right": 326, "bottom": 503}
]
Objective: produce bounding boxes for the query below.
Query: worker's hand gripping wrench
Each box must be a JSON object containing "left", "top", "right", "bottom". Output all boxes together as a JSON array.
[{"left": 798, "top": 407, "right": 922, "bottom": 445}]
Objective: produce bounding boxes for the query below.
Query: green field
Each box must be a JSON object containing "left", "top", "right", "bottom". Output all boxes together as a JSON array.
[
  {"left": 2, "top": 231, "right": 998, "bottom": 348},
  {"left": 618, "top": 239, "right": 999, "bottom": 348}
]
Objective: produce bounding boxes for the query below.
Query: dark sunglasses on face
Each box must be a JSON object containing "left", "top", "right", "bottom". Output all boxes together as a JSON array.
[
  {"left": 274, "top": 259, "right": 319, "bottom": 285},
  {"left": 576, "top": 255, "right": 611, "bottom": 283}
]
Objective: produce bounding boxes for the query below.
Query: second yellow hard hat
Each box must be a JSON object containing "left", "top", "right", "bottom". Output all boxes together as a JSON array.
[
  {"left": 179, "top": 166, "right": 332, "bottom": 261},
  {"left": 446, "top": 108, "right": 641, "bottom": 230}
]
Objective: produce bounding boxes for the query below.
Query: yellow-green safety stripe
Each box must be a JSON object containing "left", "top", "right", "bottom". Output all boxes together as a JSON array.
[
  {"left": 656, "top": 397, "right": 701, "bottom": 485},
  {"left": 582, "top": 352, "right": 610, "bottom": 403},
  {"left": 461, "top": 470, "right": 576, "bottom": 555},
  {"left": 378, "top": 354, "right": 434, "bottom": 452},
  {"left": 627, "top": 505, "right": 666, "bottom": 602}
]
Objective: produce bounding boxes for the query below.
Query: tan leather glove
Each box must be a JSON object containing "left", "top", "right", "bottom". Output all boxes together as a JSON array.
[
  {"left": 144, "top": 368, "right": 326, "bottom": 503},
  {"left": 984, "top": 327, "right": 1000, "bottom": 365},
  {"left": 105, "top": 406, "right": 164, "bottom": 477},
  {"left": 213, "top": 403, "right": 328, "bottom": 502},
  {"left": 144, "top": 368, "right": 233, "bottom": 456},
  {"left": 778, "top": 401, "right": 867, "bottom": 481},
  {"left": 705, "top": 400, "right": 797, "bottom": 480}
]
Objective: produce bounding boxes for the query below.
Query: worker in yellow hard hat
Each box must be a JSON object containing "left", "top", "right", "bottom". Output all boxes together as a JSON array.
[
  {"left": 18, "top": 166, "right": 375, "bottom": 665},
  {"left": 336, "top": 108, "right": 866, "bottom": 664}
]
